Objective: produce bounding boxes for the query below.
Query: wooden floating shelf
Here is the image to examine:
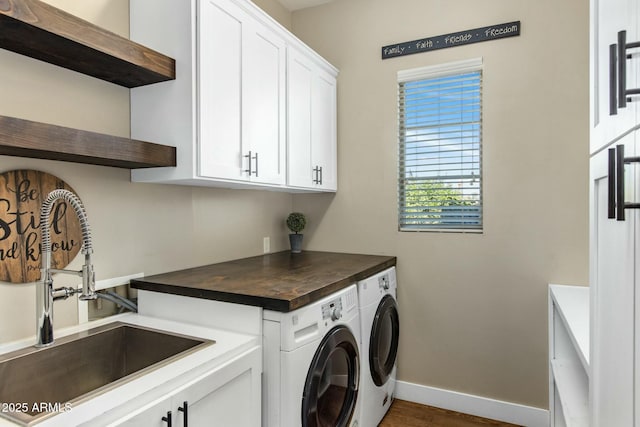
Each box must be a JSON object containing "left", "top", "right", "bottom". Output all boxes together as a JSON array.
[
  {"left": 0, "top": 0, "right": 175, "bottom": 88},
  {"left": 0, "top": 115, "right": 177, "bottom": 169}
]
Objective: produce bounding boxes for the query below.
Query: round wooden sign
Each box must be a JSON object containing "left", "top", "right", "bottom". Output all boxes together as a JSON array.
[{"left": 0, "top": 170, "right": 83, "bottom": 284}]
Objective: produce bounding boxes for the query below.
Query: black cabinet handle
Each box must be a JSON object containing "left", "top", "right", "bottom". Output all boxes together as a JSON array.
[
  {"left": 162, "top": 410, "right": 172, "bottom": 427},
  {"left": 610, "top": 44, "right": 618, "bottom": 115},
  {"left": 614, "top": 30, "right": 640, "bottom": 113},
  {"left": 178, "top": 401, "right": 188, "bottom": 427},
  {"left": 608, "top": 148, "right": 616, "bottom": 218},
  {"left": 609, "top": 144, "right": 640, "bottom": 221},
  {"left": 616, "top": 144, "right": 626, "bottom": 220},
  {"left": 618, "top": 31, "right": 627, "bottom": 109},
  {"left": 319, "top": 166, "right": 323, "bottom": 185}
]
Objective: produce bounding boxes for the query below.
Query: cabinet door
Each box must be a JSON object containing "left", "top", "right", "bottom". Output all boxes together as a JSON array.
[
  {"left": 198, "top": 0, "right": 246, "bottom": 181},
  {"left": 590, "top": 133, "right": 636, "bottom": 426},
  {"left": 106, "top": 397, "right": 172, "bottom": 426},
  {"left": 591, "top": 0, "right": 638, "bottom": 153},
  {"left": 173, "top": 370, "right": 253, "bottom": 427},
  {"left": 288, "top": 50, "right": 314, "bottom": 188},
  {"left": 173, "top": 347, "right": 261, "bottom": 427},
  {"left": 287, "top": 49, "right": 337, "bottom": 191},
  {"left": 312, "top": 69, "right": 338, "bottom": 191},
  {"left": 243, "top": 21, "right": 286, "bottom": 185}
]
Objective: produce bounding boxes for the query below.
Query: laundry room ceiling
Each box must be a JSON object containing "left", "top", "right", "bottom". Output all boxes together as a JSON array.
[{"left": 276, "top": 0, "right": 335, "bottom": 11}]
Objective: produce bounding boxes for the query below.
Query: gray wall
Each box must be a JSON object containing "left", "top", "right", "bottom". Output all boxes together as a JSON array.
[
  {"left": 0, "top": 0, "right": 293, "bottom": 342},
  {"left": 289, "top": 0, "right": 589, "bottom": 409},
  {"left": 0, "top": 0, "right": 589, "bottom": 411}
]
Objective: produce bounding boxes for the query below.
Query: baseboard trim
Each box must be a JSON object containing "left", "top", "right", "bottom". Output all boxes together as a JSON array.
[{"left": 394, "top": 380, "right": 549, "bottom": 427}]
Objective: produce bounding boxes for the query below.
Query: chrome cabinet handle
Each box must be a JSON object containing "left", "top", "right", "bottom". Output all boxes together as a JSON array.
[
  {"left": 244, "top": 151, "right": 258, "bottom": 176},
  {"left": 312, "top": 166, "right": 323, "bottom": 185},
  {"left": 244, "top": 151, "right": 253, "bottom": 176},
  {"left": 254, "top": 152, "right": 259, "bottom": 177}
]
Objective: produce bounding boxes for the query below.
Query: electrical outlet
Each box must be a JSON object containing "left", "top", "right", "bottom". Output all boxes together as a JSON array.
[{"left": 263, "top": 237, "right": 270, "bottom": 253}]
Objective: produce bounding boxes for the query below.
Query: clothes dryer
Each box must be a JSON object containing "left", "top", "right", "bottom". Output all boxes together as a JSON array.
[
  {"left": 357, "top": 267, "right": 399, "bottom": 427},
  {"left": 263, "top": 284, "right": 361, "bottom": 427}
]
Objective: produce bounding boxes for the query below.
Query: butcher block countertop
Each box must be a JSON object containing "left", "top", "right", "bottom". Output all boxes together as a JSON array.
[{"left": 131, "top": 251, "right": 396, "bottom": 312}]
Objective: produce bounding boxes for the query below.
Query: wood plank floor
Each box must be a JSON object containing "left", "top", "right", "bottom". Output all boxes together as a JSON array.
[{"left": 378, "top": 399, "right": 521, "bottom": 427}]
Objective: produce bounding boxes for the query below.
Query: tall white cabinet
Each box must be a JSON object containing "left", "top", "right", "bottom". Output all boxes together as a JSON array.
[
  {"left": 589, "top": 0, "right": 640, "bottom": 424},
  {"left": 130, "top": 0, "right": 338, "bottom": 192}
]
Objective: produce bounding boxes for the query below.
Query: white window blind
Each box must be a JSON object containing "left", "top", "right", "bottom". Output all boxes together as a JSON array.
[{"left": 398, "top": 59, "right": 483, "bottom": 231}]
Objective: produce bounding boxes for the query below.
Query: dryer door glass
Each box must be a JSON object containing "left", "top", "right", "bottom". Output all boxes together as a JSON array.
[
  {"left": 302, "top": 325, "right": 359, "bottom": 427},
  {"left": 370, "top": 294, "right": 400, "bottom": 386}
]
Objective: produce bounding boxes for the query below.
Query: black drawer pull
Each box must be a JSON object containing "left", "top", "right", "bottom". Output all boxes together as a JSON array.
[
  {"left": 616, "top": 144, "right": 625, "bottom": 220},
  {"left": 162, "top": 410, "right": 172, "bottom": 427},
  {"left": 617, "top": 31, "right": 640, "bottom": 111},
  {"left": 608, "top": 148, "right": 616, "bottom": 218},
  {"left": 610, "top": 44, "right": 618, "bottom": 115},
  {"left": 178, "top": 401, "right": 188, "bottom": 427}
]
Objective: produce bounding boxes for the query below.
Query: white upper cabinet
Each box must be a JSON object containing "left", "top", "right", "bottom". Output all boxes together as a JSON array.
[
  {"left": 287, "top": 52, "right": 314, "bottom": 188},
  {"left": 242, "top": 20, "right": 287, "bottom": 185},
  {"left": 591, "top": 0, "right": 638, "bottom": 153},
  {"left": 198, "top": 0, "right": 245, "bottom": 182},
  {"left": 199, "top": 0, "right": 285, "bottom": 185},
  {"left": 287, "top": 48, "right": 338, "bottom": 191},
  {"left": 130, "top": 0, "right": 337, "bottom": 192}
]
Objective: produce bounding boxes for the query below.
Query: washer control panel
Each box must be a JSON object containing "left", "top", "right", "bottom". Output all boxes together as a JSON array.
[
  {"left": 379, "top": 273, "right": 390, "bottom": 290},
  {"left": 322, "top": 299, "right": 343, "bottom": 321}
]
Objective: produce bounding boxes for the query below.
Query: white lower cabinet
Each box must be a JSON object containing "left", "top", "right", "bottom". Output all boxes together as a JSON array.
[
  {"left": 589, "top": 132, "right": 638, "bottom": 426},
  {"left": 100, "top": 345, "right": 261, "bottom": 427},
  {"left": 589, "top": 0, "right": 640, "bottom": 423}
]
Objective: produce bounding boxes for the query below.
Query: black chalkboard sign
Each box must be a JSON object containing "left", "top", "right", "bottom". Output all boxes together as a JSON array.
[{"left": 382, "top": 21, "right": 521, "bottom": 59}]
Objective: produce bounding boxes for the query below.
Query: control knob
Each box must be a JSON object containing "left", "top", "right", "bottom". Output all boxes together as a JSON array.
[{"left": 331, "top": 306, "right": 342, "bottom": 321}]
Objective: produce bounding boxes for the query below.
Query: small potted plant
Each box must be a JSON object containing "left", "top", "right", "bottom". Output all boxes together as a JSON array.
[{"left": 286, "top": 212, "right": 306, "bottom": 253}]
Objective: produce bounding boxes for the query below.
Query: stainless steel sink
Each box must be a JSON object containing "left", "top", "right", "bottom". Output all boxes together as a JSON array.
[{"left": 0, "top": 322, "right": 214, "bottom": 425}]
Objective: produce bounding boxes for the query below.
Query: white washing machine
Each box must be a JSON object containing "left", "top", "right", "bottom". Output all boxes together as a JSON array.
[
  {"left": 263, "top": 284, "right": 361, "bottom": 427},
  {"left": 357, "top": 267, "right": 399, "bottom": 427}
]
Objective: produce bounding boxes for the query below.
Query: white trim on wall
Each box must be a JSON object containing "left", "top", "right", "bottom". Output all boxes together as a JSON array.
[{"left": 395, "top": 380, "right": 549, "bottom": 427}]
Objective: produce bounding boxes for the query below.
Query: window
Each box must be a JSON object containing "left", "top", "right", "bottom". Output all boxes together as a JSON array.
[{"left": 398, "top": 58, "right": 483, "bottom": 232}]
